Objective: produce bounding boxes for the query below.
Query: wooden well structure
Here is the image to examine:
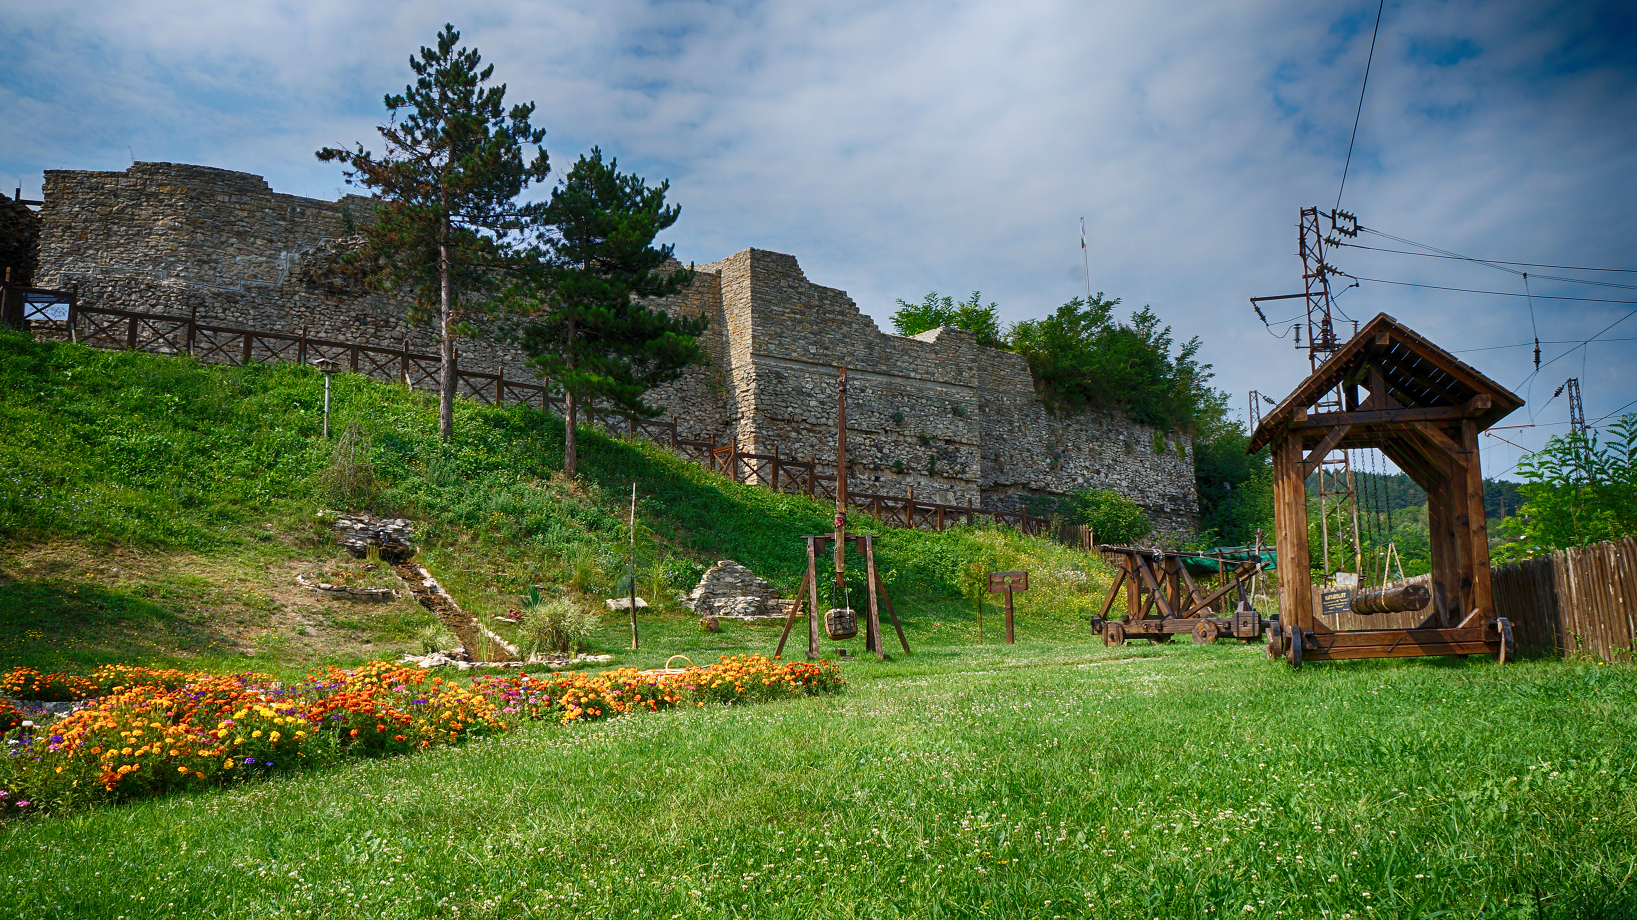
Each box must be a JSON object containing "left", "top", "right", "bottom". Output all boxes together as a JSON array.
[{"left": 1248, "top": 313, "right": 1524, "bottom": 667}]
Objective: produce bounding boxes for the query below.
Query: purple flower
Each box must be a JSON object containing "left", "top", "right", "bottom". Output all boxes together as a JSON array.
[
  {"left": 15, "top": 801, "right": 29, "bottom": 808},
  {"left": 243, "top": 757, "right": 257, "bottom": 765}
]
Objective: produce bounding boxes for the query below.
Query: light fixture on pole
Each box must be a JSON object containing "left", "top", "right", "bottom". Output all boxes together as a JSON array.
[{"left": 312, "top": 357, "right": 338, "bottom": 438}]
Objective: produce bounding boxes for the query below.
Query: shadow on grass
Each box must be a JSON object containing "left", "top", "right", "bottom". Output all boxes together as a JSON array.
[{"left": 0, "top": 580, "right": 237, "bottom": 672}]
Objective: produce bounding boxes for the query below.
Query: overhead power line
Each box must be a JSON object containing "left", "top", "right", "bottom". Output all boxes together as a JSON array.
[
  {"left": 1336, "top": 0, "right": 1386, "bottom": 211},
  {"left": 1350, "top": 276, "right": 1637, "bottom": 305},
  {"left": 1335, "top": 241, "right": 1637, "bottom": 275}
]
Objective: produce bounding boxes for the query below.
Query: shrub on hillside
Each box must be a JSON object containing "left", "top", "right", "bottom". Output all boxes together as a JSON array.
[{"left": 1062, "top": 488, "right": 1152, "bottom": 546}]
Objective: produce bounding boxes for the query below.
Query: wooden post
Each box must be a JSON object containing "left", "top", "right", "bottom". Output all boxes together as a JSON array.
[
  {"left": 240, "top": 331, "right": 251, "bottom": 364},
  {"left": 67, "top": 293, "right": 78, "bottom": 344},
  {"left": 863, "top": 535, "right": 885, "bottom": 659},
  {"left": 187, "top": 303, "right": 197, "bottom": 355},
  {"left": 1462, "top": 418, "right": 1494, "bottom": 622},
  {"left": 497, "top": 364, "right": 505, "bottom": 406},
  {"left": 806, "top": 536, "right": 823, "bottom": 661},
  {"left": 298, "top": 326, "right": 307, "bottom": 365},
  {"left": 401, "top": 338, "right": 410, "bottom": 388}
]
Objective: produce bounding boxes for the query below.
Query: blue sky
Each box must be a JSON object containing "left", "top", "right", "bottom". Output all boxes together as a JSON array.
[{"left": 4, "top": 0, "right": 1635, "bottom": 477}]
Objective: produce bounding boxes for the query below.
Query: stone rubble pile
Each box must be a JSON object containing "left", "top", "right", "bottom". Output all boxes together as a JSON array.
[
  {"left": 327, "top": 511, "right": 418, "bottom": 562},
  {"left": 683, "top": 561, "right": 789, "bottom": 621}
]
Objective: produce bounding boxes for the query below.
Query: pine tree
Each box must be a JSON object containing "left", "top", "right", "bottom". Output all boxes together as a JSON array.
[
  {"left": 317, "top": 24, "right": 548, "bottom": 439},
  {"left": 515, "top": 148, "right": 707, "bottom": 477}
]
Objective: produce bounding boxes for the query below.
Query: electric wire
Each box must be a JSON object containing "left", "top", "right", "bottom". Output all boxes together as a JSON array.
[
  {"left": 1338, "top": 241, "right": 1637, "bottom": 281},
  {"left": 1350, "top": 276, "right": 1637, "bottom": 304},
  {"left": 1336, "top": 0, "right": 1386, "bottom": 211}
]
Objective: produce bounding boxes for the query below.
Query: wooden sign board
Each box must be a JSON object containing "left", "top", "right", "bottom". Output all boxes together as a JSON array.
[
  {"left": 987, "top": 571, "right": 1027, "bottom": 645},
  {"left": 988, "top": 571, "right": 1028, "bottom": 592},
  {"left": 1320, "top": 588, "right": 1352, "bottom": 615}
]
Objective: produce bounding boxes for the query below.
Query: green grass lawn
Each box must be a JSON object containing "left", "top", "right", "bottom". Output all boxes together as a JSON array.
[{"left": 3, "top": 640, "right": 1633, "bottom": 920}]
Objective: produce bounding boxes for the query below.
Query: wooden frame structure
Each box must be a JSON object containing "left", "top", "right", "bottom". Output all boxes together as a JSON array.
[
  {"left": 774, "top": 533, "right": 909, "bottom": 661},
  {"left": 1092, "top": 546, "right": 1268, "bottom": 645},
  {"left": 1248, "top": 313, "right": 1524, "bottom": 667}
]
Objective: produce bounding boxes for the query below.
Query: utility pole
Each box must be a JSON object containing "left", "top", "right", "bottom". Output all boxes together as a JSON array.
[
  {"left": 1250, "top": 207, "right": 1363, "bottom": 579},
  {"left": 1565, "top": 378, "right": 1586, "bottom": 438}
]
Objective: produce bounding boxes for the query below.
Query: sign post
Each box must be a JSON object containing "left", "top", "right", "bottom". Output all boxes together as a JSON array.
[{"left": 987, "top": 571, "right": 1028, "bottom": 645}]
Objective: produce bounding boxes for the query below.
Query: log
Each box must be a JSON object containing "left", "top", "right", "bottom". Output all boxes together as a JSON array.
[{"left": 1351, "top": 583, "right": 1431, "bottom": 615}]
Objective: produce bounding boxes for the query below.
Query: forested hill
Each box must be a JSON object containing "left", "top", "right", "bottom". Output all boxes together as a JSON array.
[{"left": 1306, "top": 471, "right": 1523, "bottom": 521}]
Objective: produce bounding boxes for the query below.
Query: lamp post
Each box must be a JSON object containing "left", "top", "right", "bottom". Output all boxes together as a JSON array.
[{"left": 312, "top": 357, "right": 337, "bottom": 438}]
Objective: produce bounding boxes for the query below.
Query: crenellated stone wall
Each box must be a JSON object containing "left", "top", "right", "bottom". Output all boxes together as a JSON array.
[{"left": 35, "top": 162, "right": 1197, "bottom": 534}]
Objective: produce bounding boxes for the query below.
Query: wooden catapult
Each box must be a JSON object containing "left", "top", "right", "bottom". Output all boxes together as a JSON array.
[
  {"left": 1249, "top": 313, "right": 1524, "bottom": 667},
  {"left": 1091, "top": 545, "right": 1271, "bottom": 645},
  {"left": 776, "top": 368, "right": 910, "bottom": 660}
]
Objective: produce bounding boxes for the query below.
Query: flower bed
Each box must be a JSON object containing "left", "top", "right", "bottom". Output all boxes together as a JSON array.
[
  {"left": 469, "top": 655, "right": 845, "bottom": 724},
  {"left": 1, "top": 656, "right": 844, "bottom": 817}
]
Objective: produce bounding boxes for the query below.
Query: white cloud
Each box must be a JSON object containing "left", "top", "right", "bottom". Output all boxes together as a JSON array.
[{"left": 3, "top": 0, "right": 1633, "bottom": 473}]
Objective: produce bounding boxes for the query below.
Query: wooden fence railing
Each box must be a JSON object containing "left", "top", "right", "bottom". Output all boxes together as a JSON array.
[
  {"left": 1315, "top": 537, "right": 1637, "bottom": 662},
  {"left": 47, "top": 303, "right": 1051, "bottom": 538}
]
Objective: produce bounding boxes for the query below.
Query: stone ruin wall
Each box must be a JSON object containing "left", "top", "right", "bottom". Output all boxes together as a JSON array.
[
  {"left": 35, "top": 162, "right": 1197, "bottom": 534},
  {"left": 33, "top": 162, "right": 729, "bottom": 441}
]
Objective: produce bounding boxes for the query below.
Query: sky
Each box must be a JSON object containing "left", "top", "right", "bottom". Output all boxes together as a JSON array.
[{"left": 4, "top": 0, "right": 1635, "bottom": 480}]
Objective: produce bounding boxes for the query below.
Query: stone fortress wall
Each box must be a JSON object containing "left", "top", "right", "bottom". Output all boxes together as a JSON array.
[{"left": 35, "top": 162, "right": 1197, "bottom": 533}]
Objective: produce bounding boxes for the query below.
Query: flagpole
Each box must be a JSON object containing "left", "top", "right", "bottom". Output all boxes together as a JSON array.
[{"left": 1080, "top": 217, "right": 1092, "bottom": 304}]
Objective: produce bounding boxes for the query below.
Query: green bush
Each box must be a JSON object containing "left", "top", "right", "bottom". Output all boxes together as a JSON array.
[{"left": 1062, "top": 487, "right": 1152, "bottom": 546}]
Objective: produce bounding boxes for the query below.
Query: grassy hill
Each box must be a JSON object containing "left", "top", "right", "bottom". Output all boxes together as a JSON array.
[
  {"left": 0, "top": 329, "right": 1111, "bottom": 676},
  {"left": 2, "top": 330, "right": 1635, "bottom": 918}
]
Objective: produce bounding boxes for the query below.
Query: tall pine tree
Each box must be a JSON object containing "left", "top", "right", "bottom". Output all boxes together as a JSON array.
[
  {"left": 515, "top": 148, "right": 707, "bottom": 477},
  {"left": 317, "top": 24, "right": 548, "bottom": 439}
]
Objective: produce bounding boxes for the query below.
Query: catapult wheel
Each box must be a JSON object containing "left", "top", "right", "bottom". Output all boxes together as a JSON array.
[
  {"left": 1496, "top": 617, "right": 1516, "bottom": 664},
  {"left": 1286, "top": 628, "right": 1303, "bottom": 670},
  {"left": 1103, "top": 621, "right": 1127, "bottom": 647},
  {"left": 1265, "top": 623, "right": 1283, "bottom": 661},
  {"left": 1192, "top": 620, "right": 1219, "bottom": 645},
  {"left": 1150, "top": 629, "right": 1173, "bottom": 644}
]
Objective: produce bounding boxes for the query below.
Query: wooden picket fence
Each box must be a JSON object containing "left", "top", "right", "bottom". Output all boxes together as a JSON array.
[
  {"left": 1316, "top": 537, "right": 1637, "bottom": 662},
  {"left": 39, "top": 301, "right": 1049, "bottom": 538}
]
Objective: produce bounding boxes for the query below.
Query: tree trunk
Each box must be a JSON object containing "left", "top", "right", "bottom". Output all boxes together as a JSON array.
[
  {"left": 563, "top": 317, "right": 578, "bottom": 477},
  {"left": 438, "top": 200, "right": 455, "bottom": 440},
  {"left": 564, "top": 389, "right": 579, "bottom": 477}
]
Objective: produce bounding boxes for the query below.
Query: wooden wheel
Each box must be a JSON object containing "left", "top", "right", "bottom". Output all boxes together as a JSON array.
[
  {"left": 1265, "top": 623, "right": 1283, "bottom": 661},
  {"left": 1287, "top": 628, "right": 1303, "bottom": 670},
  {"left": 1103, "top": 621, "right": 1126, "bottom": 647},
  {"left": 1496, "top": 617, "right": 1516, "bottom": 664},
  {"left": 1192, "top": 620, "right": 1219, "bottom": 645}
]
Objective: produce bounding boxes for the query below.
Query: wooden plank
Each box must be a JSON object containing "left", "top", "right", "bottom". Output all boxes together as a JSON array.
[
  {"left": 1297, "top": 406, "right": 1469, "bottom": 429},
  {"left": 1285, "top": 437, "right": 1315, "bottom": 634},
  {"left": 1309, "top": 626, "right": 1490, "bottom": 648},
  {"left": 1307, "top": 641, "right": 1497, "bottom": 660}
]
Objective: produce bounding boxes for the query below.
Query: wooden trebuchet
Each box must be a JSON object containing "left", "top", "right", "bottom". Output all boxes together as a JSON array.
[{"left": 1350, "top": 583, "right": 1431, "bottom": 615}]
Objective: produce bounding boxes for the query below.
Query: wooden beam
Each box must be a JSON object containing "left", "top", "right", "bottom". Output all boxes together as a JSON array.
[
  {"left": 1462, "top": 418, "right": 1495, "bottom": 622},
  {"left": 1297, "top": 406, "right": 1470, "bottom": 429},
  {"left": 1412, "top": 421, "right": 1465, "bottom": 460},
  {"left": 1303, "top": 424, "right": 1353, "bottom": 478}
]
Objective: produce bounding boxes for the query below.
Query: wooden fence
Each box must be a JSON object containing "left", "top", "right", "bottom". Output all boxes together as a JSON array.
[
  {"left": 1315, "top": 537, "right": 1637, "bottom": 662},
  {"left": 43, "top": 302, "right": 1050, "bottom": 538}
]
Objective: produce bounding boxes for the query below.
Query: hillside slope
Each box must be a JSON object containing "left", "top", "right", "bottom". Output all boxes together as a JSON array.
[{"left": 0, "top": 330, "right": 1113, "bottom": 675}]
